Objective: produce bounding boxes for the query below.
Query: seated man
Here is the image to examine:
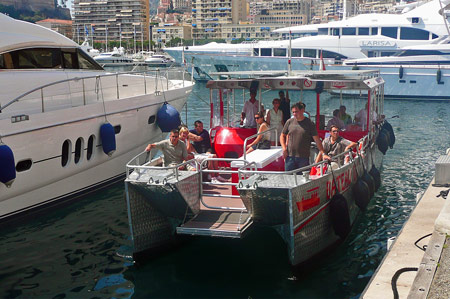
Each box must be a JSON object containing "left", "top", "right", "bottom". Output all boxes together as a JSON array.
[
  {"left": 145, "top": 129, "right": 188, "bottom": 168},
  {"left": 355, "top": 103, "right": 378, "bottom": 130},
  {"left": 315, "top": 125, "right": 357, "bottom": 167},
  {"left": 339, "top": 105, "right": 352, "bottom": 125},
  {"left": 327, "top": 109, "right": 345, "bottom": 130},
  {"left": 189, "top": 120, "right": 212, "bottom": 154}
]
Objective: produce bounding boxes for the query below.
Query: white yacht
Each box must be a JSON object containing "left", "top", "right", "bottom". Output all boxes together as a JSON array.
[
  {"left": 145, "top": 53, "right": 175, "bottom": 67},
  {"left": 93, "top": 47, "right": 134, "bottom": 67},
  {"left": 337, "top": 42, "right": 450, "bottom": 99},
  {"left": 0, "top": 13, "right": 195, "bottom": 222},
  {"left": 165, "top": 0, "right": 450, "bottom": 76},
  {"left": 80, "top": 38, "right": 100, "bottom": 57}
]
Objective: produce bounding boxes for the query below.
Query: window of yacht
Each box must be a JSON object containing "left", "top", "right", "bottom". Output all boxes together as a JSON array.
[
  {"left": 342, "top": 27, "right": 356, "bottom": 35},
  {"left": 358, "top": 27, "right": 369, "bottom": 35},
  {"left": 74, "top": 137, "right": 84, "bottom": 164},
  {"left": 432, "top": 33, "right": 438, "bottom": 39},
  {"left": 273, "top": 48, "right": 287, "bottom": 57},
  {"left": 381, "top": 27, "right": 397, "bottom": 39},
  {"left": 253, "top": 48, "right": 259, "bottom": 56},
  {"left": 260, "top": 48, "right": 271, "bottom": 56},
  {"left": 380, "top": 51, "right": 396, "bottom": 56},
  {"left": 371, "top": 27, "right": 378, "bottom": 35},
  {"left": 16, "top": 159, "right": 32, "bottom": 172},
  {"left": 303, "top": 49, "right": 316, "bottom": 58},
  {"left": 318, "top": 28, "right": 328, "bottom": 35},
  {"left": 291, "top": 49, "right": 302, "bottom": 57},
  {"left": 322, "top": 50, "right": 347, "bottom": 60},
  {"left": 397, "top": 50, "right": 445, "bottom": 56},
  {"left": 331, "top": 28, "right": 340, "bottom": 36},
  {"left": 61, "top": 140, "right": 71, "bottom": 167},
  {"left": 77, "top": 49, "right": 103, "bottom": 70},
  {"left": 400, "top": 27, "right": 430, "bottom": 40},
  {"left": 9, "top": 48, "right": 61, "bottom": 69},
  {"left": 87, "top": 135, "right": 95, "bottom": 161}
]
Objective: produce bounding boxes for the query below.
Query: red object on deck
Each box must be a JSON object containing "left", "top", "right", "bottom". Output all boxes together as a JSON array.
[{"left": 213, "top": 127, "right": 257, "bottom": 158}]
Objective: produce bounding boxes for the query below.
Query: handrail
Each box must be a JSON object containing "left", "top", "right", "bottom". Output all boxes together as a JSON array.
[
  {"left": 243, "top": 127, "right": 278, "bottom": 160},
  {"left": 0, "top": 68, "right": 188, "bottom": 113}
]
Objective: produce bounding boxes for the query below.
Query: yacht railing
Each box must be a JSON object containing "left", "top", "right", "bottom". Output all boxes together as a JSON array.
[{"left": 0, "top": 68, "right": 192, "bottom": 114}]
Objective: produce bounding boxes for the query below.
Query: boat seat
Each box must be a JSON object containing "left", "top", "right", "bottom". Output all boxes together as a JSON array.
[{"left": 230, "top": 146, "right": 283, "bottom": 169}]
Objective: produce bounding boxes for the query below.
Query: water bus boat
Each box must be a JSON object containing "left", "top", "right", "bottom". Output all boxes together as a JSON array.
[{"left": 124, "top": 69, "right": 395, "bottom": 265}]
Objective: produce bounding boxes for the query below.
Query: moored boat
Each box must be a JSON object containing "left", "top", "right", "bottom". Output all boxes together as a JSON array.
[
  {"left": 0, "top": 13, "right": 195, "bottom": 223},
  {"left": 124, "top": 69, "right": 395, "bottom": 265}
]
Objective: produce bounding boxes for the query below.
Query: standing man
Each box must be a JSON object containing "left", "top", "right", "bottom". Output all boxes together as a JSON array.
[
  {"left": 278, "top": 90, "right": 291, "bottom": 124},
  {"left": 280, "top": 102, "right": 325, "bottom": 171},
  {"left": 240, "top": 91, "right": 260, "bottom": 127},
  {"left": 145, "top": 129, "right": 188, "bottom": 167},
  {"left": 189, "top": 120, "right": 212, "bottom": 154}
]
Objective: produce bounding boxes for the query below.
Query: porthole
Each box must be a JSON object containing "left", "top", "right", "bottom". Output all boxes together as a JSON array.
[
  {"left": 75, "top": 137, "right": 84, "bottom": 164},
  {"left": 61, "top": 139, "right": 71, "bottom": 167},
  {"left": 148, "top": 115, "right": 156, "bottom": 124},
  {"left": 87, "top": 135, "right": 95, "bottom": 161},
  {"left": 114, "top": 125, "right": 121, "bottom": 134},
  {"left": 16, "top": 159, "right": 32, "bottom": 172}
]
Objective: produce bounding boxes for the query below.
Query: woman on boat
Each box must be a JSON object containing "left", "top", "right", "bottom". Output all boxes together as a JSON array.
[
  {"left": 246, "top": 111, "right": 271, "bottom": 154},
  {"left": 266, "top": 98, "right": 284, "bottom": 144}
]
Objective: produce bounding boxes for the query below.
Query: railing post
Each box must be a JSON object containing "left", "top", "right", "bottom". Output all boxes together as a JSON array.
[
  {"left": 116, "top": 73, "right": 119, "bottom": 99},
  {"left": 144, "top": 72, "right": 147, "bottom": 94},
  {"left": 40, "top": 88, "right": 44, "bottom": 112},
  {"left": 82, "top": 78, "right": 86, "bottom": 105}
]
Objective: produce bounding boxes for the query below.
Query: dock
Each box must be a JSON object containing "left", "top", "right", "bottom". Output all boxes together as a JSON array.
[{"left": 362, "top": 150, "right": 450, "bottom": 299}]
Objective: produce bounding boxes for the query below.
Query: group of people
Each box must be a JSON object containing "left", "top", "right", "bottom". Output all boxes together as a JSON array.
[
  {"left": 145, "top": 88, "right": 372, "bottom": 177},
  {"left": 145, "top": 120, "right": 227, "bottom": 182}
]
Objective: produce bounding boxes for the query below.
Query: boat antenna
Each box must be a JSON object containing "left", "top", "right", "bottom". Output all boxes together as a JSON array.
[{"left": 438, "top": 0, "right": 450, "bottom": 37}]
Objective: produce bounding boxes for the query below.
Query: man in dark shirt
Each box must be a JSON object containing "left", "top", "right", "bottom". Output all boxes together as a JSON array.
[
  {"left": 189, "top": 120, "right": 211, "bottom": 154},
  {"left": 278, "top": 90, "right": 291, "bottom": 124},
  {"left": 280, "top": 102, "right": 325, "bottom": 171}
]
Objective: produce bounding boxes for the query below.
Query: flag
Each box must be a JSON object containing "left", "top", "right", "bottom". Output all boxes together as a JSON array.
[
  {"left": 91, "top": 25, "right": 95, "bottom": 34},
  {"left": 85, "top": 25, "right": 88, "bottom": 36}
]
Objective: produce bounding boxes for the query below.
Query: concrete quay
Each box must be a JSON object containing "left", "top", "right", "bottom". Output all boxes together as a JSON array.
[{"left": 362, "top": 149, "right": 450, "bottom": 299}]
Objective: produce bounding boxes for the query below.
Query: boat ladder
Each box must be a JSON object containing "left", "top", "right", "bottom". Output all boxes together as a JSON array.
[{"left": 177, "top": 158, "right": 254, "bottom": 238}]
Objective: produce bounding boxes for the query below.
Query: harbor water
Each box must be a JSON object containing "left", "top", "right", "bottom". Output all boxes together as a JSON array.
[{"left": 1, "top": 80, "right": 449, "bottom": 298}]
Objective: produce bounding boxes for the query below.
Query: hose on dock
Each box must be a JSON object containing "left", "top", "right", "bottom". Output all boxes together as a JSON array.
[
  {"left": 414, "top": 233, "right": 432, "bottom": 252},
  {"left": 391, "top": 267, "right": 418, "bottom": 299}
]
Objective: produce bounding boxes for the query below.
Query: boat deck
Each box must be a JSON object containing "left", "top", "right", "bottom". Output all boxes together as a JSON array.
[{"left": 177, "top": 177, "right": 253, "bottom": 238}]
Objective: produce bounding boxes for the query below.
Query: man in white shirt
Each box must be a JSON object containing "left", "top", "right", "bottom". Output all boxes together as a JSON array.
[
  {"left": 240, "top": 91, "right": 260, "bottom": 127},
  {"left": 355, "top": 103, "right": 377, "bottom": 130}
]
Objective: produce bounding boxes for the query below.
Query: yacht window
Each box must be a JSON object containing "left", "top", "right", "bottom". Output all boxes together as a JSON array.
[
  {"left": 322, "top": 50, "right": 347, "bottom": 60},
  {"left": 303, "top": 49, "right": 316, "bottom": 58},
  {"left": 16, "top": 159, "right": 32, "bottom": 172},
  {"left": 0, "top": 55, "right": 4, "bottom": 68},
  {"left": 291, "top": 49, "right": 302, "bottom": 57},
  {"left": 260, "top": 48, "right": 271, "bottom": 56},
  {"left": 432, "top": 33, "right": 438, "bottom": 39},
  {"left": 77, "top": 49, "right": 103, "bottom": 70},
  {"left": 61, "top": 139, "right": 71, "bottom": 167},
  {"left": 342, "top": 27, "right": 356, "bottom": 35},
  {"left": 87, "top": 135, "right": 95, "bottom": 161},
  {"left": 400, "top": 27, "right": 430, "bottom": 40},
  {"left": 381, "top": 27, "right": 397, "bottom": 39},
  {"left": 398, "top": 50, "right": 444, "bottom": 56},
  {"left": 253, "top": 48, "right": 259, "bottom": 56},
  {"left": 318, "top": 28, "right": 328, "bottom": 35},
  {"left": 74, "top": 137, "right": 84, "bottom": 164},
  {"left": 63, "top": 52, "right": 77, "bottom": 69},
  {"left": 358, "top": 27, "right": 369, "bottom": 35},
  {"left": 273, "top": 48, "right": 287, "bottom": 57},
  {"left": 9, "top": 48, "right": 62, "bottom": 69},
  {"left": 114, "top": 125, "right": 121, "bottom": 134},
  {"left": 332, "top": 28, "right": 340, "bottom": 36},
  {"left": 380, "top": 51, "right": 396, "bottom": 56},
  {"left": 371, "top": 27, "right": 378, "bottom": 35}
]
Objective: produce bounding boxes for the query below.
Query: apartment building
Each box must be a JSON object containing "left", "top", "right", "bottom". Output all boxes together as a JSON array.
[
  {"left": 221, "top": 23, "right": 284, "bottom": 40},
  {"left": 37, "top": 19, "right": 73, "bottom": 39},
  {"left": 153, "top": 24, "right": 192, "bottom": 44},
  {"left": 191, "top": 0, "right": 247, "bottom": 40},
  {"left": 255, "top": 10, "right": 308, "bottom": 26},
  {"left": 72, "top": 0, "right": 149, "bottom": 43}
]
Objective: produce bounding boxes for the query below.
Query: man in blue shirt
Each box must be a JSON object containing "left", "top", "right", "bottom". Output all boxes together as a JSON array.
[{"left": 189, "top": 120, "right": 212, "bottom": 154}]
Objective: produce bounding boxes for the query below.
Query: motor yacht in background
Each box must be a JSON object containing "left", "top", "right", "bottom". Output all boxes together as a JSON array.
[
  {"left": 165, "top": 0, "right": 450, "bottom": 76},
  {"left": 145, "top": 53, "right": 175, "bottom": 67},
  {"left": 94, "top": 47, "right": 134, "bottom": 67},
  {"left": 80, "top": 38, "right": 100, "bottom": 57},
  {"left": 0, "top": 13, "right": 195, "bottom": 222}
]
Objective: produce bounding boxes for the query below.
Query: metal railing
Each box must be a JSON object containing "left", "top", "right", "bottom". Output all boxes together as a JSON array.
[
  {"left": 0, "top": 68, "right": 192, "bottom": 114},
  {"left": 243, "top": 127, "right": 278, "bottom": 160}
]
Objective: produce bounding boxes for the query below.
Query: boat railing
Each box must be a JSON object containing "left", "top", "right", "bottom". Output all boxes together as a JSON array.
[
  {"left": 242, "top": 127, "right": 278, "bottom": 160},
  {"left": 0, "top": 68, "right": 192, "bottom": 115},
  {"left": 126, "top": 150, "right": 199, "bottom": 182},
  {"left": 236, "top": 142, "right": 365, "bottom": 186}
]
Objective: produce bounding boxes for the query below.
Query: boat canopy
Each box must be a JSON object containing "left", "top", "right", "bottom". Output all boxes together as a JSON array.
[
  {"left": 0, "top": 13, "right": 77, "bottom": 54},
  {"left": 206, "top": 70, "right": 384, "bottom": 91}
]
